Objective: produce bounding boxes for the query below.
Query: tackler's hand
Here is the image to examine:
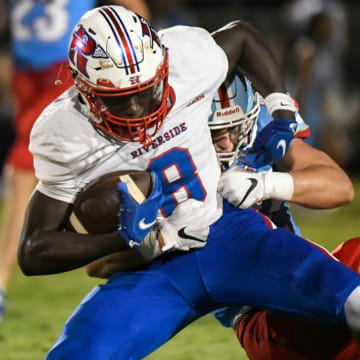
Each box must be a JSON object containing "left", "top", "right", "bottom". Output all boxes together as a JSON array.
[
  {"left": 218, "top": 165, "right": 294, "bottom": 208},
  {"left": 118, "top": 172, "right": 164, "bottom": 248},
  {"left": 218, "top": 166, "right": 266, "bottom": 209},
  {"left": 243, "top": 118, "right": 296, "bottom": 167}
]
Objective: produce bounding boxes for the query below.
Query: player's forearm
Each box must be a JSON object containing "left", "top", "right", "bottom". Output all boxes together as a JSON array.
[
  {"left": 86, "top": 250, "right": 149, "bottom": 279},
  {"left": 213, "top": 21, "right": 286, "bottom": 97},
  {"left": 275, "top": 139, "right": 354, "bottom": 209},
  {"left": 289, "top": 165, "right": 354, "bottom": 209},
  {"left": 18, "top": 231, "right": 129, "bottom": 276}
]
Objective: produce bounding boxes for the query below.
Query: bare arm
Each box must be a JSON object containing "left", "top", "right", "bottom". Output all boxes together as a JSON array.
[
  {"left": 212, "top": 21, "right": 283, "bottom": 95},
  {"left": 86, "top": 249, "right": 149, "bottom": 279},
  {"left": 277, "top": 139, "right": 354, "bottom": 208},
  {"left": 212, "top": 21, "right": 294, "bottom": 120},
  {"left": 18, "top": 191, "right": 130, "bottom": 276}
]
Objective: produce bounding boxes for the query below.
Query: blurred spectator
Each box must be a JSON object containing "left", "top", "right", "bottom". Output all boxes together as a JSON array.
[
  {"left": 0, "top": 2, "right": 15, "bottom": 177},
  {"left": 342, "top": 19, "right": 360, "bottom": 174},
  {"left": 0, "top": 0, "right": 151, "bottom": 321},
  {"left": 186, "top": 0, "right": 359, "bottom": 172},
  {"left": 0, "top": 0, "right": 93, "bottom": 322},
  {"left": 282, "top": 1, "right": 350, "bottom": 167}
]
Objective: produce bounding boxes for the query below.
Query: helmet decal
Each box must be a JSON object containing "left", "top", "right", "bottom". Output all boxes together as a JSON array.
[
  {"left": 69, "top": 25, "right": 99, "bottom": 77},
  {"left": 99, "top": 7, "right": 140, "bottom": 74},
  {"left": 139, "top": 17, "right": 162, "bottom": 49},
  {"left": 217, "top": 83, "right": 231, "bottom": 108}
]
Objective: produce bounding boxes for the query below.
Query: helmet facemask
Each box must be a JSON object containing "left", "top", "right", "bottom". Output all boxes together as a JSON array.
[
  {"left": 209, "top": 74, "right": 260, "bottom": 169},
  {"left": 69, "top": 6, "right": 170, "bottom": 146},
  {"left": 74, "top": 51, "right": 169, "bottom": 146}
]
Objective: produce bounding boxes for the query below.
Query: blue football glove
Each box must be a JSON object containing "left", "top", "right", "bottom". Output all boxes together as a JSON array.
[
  {"left": 243, "top": 118, "right": 297, "bottom": 168},
  {"left": 118, "top": 172, "right": 164, "bottom": 248}
]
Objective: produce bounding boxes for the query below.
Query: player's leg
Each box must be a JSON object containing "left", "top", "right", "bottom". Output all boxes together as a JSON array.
[
  {"left": 0, "top": 71, "right": 37, "bottom": 303},
  {"left": 0, "top": 167, "right": 37, "bottom": 286},
  {"left": 333, "top": 237, "right": 360, "bottom": 271},
  {"left": 46, "top": 266, "right": 202, "bottom": 360},
  {"left": 236, "top": 309, "right": 310, "bottom": 360},
  {"left": 196, "top": 203, "right": 360, "bottom": 339},
  {"left": 236, "top": 307, "right": 355, "bottom": 360},
  {"left": 234, "top": 237, "right": 360, "bottom": 360},
  {"left": 236, "top": 237, "right": 360, "bottom": 360},
  {"left": 0, "top": 165, "right": 37, "bottom": 320},
  {"left": 334, "top": 237, "right": 360, "bottom": 358},
  {"left": 0, "top": 65, "right": 71, "bottom": 319}
]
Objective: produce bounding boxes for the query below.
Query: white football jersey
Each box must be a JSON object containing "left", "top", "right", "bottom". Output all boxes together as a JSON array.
[{"left": 30, "top": 25, "right": 228, "bottom": 223}]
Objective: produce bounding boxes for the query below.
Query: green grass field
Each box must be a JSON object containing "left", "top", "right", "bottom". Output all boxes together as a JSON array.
[{"left": 1, "top": 178, "right": 360, "bottom": 359}]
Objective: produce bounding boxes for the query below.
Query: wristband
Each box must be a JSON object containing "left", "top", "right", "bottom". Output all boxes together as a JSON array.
[
  {"left": 264, "top": 171, "right": 294, "bottom": 201},
  {"left": 264, "top": 93, "right": 297, "bottom": 116}
]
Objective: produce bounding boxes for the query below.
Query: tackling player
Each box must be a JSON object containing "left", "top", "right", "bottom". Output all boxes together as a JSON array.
[
  {"left": 208, "top": 71, "right": 360, "bottom": 359},
  {"left": 17, "top": 6, "right": 360, "bottom": 359}
]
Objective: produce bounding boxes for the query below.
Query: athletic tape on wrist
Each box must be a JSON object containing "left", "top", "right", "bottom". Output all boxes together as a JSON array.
[
  {"left": 264, "top": 93, "right": 297, "bottom": 116},
  {"left": 264, "top": 172, "right": 294, "bottom": 201}
]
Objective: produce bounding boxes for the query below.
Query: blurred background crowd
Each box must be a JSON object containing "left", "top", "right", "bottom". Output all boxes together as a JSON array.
[{"left": 0, "top": 0, "right": 359, "bottom": 175}]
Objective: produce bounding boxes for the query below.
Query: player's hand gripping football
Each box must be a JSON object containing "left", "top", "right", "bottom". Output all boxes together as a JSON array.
[
  {"left": 117, "top": 172, "right": 164, "bottom": 248},
  {"left": 218, "top": 166, "right": 267, "bottom": 209}
]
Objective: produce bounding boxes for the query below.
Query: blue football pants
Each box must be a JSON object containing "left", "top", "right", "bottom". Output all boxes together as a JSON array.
[{"left": 47, "top": 202, "right": 360, "bottom": 359}]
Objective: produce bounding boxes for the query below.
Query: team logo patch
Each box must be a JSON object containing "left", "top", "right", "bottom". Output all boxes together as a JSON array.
[
  {"left": 130, "top": 75, "right": 141, "bottom": 85},
  {"left": 69, "top": 25, "right": 107, "bottom": 77}
]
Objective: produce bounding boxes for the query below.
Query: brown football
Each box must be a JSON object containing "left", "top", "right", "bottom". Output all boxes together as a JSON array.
[{"left": 65, "top": 170, "right": 152, "bottom": 234}]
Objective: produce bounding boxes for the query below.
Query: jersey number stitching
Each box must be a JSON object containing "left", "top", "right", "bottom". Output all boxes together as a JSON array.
[{"left": 147, "top": 147, "right": 207, "bottom": 217}]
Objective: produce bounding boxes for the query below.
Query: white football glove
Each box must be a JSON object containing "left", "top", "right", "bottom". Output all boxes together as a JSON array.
[
  {"left": 138, "top": 199, "right": 212, "bottom": 260},
  {"left": 137, "top": 199, "right": 210, "bottom": 259},
  {"left": 137, "top": 227, "right": 162, "bottom": 261},
  {"left": 218, "top": 167, "right": 266, "bottom": 209},
  {"left": 218, "top": 166, "right": 294, "bottom": 209},
  {"left": 159, "top": 198, "right": 210, "bottom": 252}
]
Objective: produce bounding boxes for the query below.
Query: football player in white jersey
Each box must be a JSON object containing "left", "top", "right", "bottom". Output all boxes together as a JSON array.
[
  {"left": 17, "top": 6, "right": 360, "bottom": 359},
  {"left": 0, "top": 0, "right": 150, "bottom": 321},
  {"left": 208, "top": 71, "right": 360, "bottom": 359},
  {"left": 86, "top": 70, "right": 360, "bottom": 360}
]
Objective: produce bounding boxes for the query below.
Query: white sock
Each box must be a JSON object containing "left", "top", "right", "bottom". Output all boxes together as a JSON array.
[{"left": 344, "top": 286, "right": 360, "bottom": 331}]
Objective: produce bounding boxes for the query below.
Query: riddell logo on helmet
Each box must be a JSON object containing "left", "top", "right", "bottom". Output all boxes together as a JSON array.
[{"left": 216, "top": 106, "right": 241, "bottom": 117}]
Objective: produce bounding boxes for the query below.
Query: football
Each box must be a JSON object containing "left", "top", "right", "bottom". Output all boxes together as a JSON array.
[{"left": 65, "top": 170, "right": 152, "bottom": 234}]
